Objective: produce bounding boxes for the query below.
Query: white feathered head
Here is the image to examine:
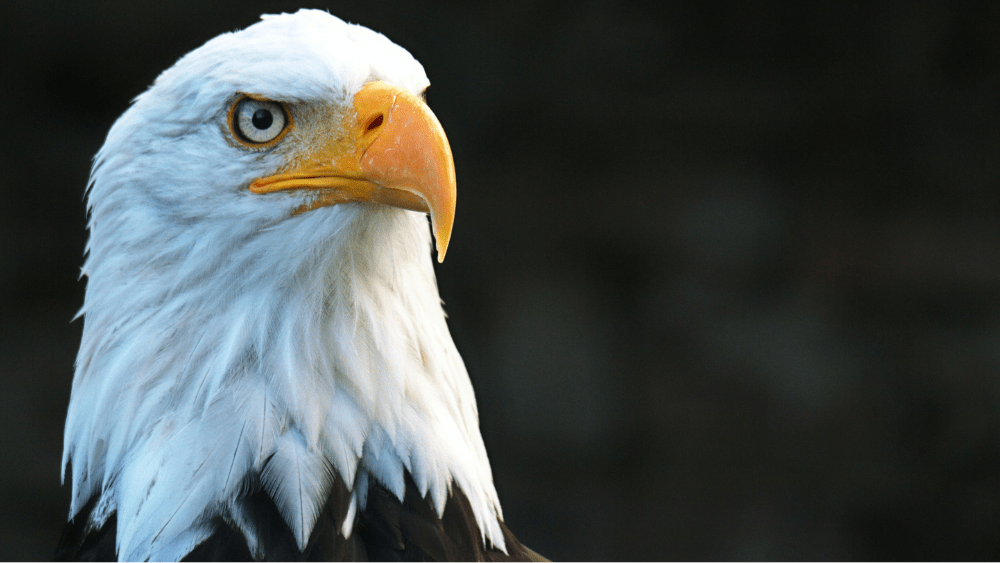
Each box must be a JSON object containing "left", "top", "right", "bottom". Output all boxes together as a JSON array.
[{"left": 63, "top": 10, "right": 503, "bottom": 560}]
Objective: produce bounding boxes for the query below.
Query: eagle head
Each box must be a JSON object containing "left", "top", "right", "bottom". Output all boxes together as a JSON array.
[{"left": 60, "top": 10, "right": 518, "bottom": 561}]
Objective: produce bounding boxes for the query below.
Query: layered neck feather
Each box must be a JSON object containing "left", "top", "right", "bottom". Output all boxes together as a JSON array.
[{"left": 63, "top": 197, "right": 503, "bottom": 560}]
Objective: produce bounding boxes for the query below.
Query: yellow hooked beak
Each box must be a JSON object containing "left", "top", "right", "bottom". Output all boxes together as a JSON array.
[{"left": 249, "top": 81, "right": 457, "bottom": 262}]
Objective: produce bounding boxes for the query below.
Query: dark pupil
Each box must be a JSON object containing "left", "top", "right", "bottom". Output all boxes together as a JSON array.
[{"left": 251, "top": 109, "right": 273, "bottom": 130}]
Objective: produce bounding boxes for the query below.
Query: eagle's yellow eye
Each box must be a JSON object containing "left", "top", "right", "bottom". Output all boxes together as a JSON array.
[{"left": 230, "top": 97, "right": 288, "bottom": 145}]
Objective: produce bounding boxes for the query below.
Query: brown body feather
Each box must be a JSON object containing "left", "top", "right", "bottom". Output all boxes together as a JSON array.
[{"left": 56, "top": 471, "right": 545, "bottom": 562}]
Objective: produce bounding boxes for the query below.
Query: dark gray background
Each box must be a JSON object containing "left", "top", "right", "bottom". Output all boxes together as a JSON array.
[{"left": 2, "top": 1, "right": 1000, "bottom": 560}]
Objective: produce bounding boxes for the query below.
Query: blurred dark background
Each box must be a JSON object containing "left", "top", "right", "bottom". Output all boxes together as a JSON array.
[{"left": 2, "top": 0, "right": 1000, "bottom": 560}]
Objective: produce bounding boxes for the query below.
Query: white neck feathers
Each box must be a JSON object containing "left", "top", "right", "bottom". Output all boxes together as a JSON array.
[{"left": 63, "top": 201, "right": 503, "bottom": 560}]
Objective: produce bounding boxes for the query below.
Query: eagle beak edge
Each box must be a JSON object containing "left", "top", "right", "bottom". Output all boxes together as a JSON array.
[
  {"left": 358, "top": 83, "right": 456, "bottom": 262},
  {"left": 249, "top": 81, "right": 457, "bottom": 262}
]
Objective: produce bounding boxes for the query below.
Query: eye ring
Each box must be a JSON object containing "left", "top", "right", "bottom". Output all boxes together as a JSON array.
[{"left": 228, "top": 96, "right": 290, "bottom": 147}]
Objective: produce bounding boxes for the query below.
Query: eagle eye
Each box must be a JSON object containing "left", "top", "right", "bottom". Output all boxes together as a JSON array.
[{"left": 230, "top": 97, "right": 288, "bottom": 145}]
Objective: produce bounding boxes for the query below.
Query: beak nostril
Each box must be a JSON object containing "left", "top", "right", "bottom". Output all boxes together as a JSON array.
[{"left": 365, "top": 114, "right": 384, "bottom": 132}]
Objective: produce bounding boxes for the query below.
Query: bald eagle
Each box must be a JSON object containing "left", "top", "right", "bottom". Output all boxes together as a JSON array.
[{"left": 56, "top": 10, "right": 543, "bottom": 561}]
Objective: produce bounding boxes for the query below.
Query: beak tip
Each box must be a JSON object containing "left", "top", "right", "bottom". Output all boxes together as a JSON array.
[{"left": 434, "top": 236, "right": 449, "bottom": 263}]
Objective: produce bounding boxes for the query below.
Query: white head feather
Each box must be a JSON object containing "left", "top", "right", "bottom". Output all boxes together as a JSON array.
[{"left": 62, "top": 10, "right": 504, "bottom": 560}]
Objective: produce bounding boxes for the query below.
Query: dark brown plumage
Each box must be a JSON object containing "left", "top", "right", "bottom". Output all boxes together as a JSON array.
[{"left": 56, "top": 471, "right": 545, "bottom": 561}]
